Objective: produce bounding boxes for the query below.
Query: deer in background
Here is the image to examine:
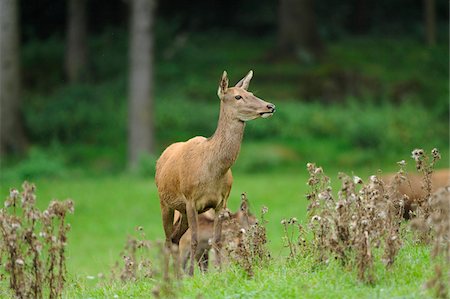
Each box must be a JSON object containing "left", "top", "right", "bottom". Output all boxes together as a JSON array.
[
  {"left": 155, "top": 71, "right": 275, "bottom": 275},
  {"left": 178, "top": 194, "right": 257, "bottom": 272},
  {"left": 382, "top": 168, "right": 449, "bottom": 219}
]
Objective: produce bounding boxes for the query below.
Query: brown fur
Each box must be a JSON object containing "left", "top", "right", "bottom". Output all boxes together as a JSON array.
[
  {"left": 155, "top": 71, "right": 275, "bottom": 275},
  {"left": 178, "top": 200, "right": 256, "bottom": 272},
  {"left": 381, "top": 168, "right": 450, "bottom": 218}
]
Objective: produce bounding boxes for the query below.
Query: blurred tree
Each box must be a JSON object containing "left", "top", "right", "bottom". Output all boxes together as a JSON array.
[
  {"left": 277, "top": 0, "right": 324, "bottom": 62},
  {"left": 65, "top": 0, "right": 88, "bottom": 82},
  {"left": 0, "top": 0, "right": 27, "bottom": 156},
  {"left": 424, "top": 0, "right": 436, "bottom": 46},
  {"left": 128, "top": 0, "right": 156, "bottom": 169},
  {"left": 349, "top": 0, "right": 371, "bottom": 34}
]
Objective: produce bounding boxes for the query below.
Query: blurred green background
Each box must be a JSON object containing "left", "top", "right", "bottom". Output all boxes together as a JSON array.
[{"left": 0, "top": 0, "right": 449, "bottom": 276}]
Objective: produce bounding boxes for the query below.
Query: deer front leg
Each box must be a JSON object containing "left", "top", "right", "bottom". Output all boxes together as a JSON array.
[{"left": 186, "top": 201, "right": 198, "bottom": 276}]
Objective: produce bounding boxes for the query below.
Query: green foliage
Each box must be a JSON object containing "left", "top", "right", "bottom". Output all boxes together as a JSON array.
[
  {"left": 14, "top": 32, "right": 448, "bottom": 176},
  {"left": 234, "top": 143, "right": 300, "bottom": 173},
  {"left": 135, "top": 153, "right": 157, "bottom": 177},
  {"left": 21, "top": 37, "right": 65, "bottom": 92},
  {"left": 1, "top": 147, "right": 67, "bottom": 181},
  {"left": 24, "top": 81, "right": 126, "bottom": 145}
]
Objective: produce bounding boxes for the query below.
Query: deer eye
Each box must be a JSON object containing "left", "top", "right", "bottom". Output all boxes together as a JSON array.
[{"left": 235, "top": 95, "right": 242, "bottom": 100}]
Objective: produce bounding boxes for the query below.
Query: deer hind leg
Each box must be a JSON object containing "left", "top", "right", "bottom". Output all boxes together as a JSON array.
[
  {"left": 169, "top": 211, "right": 189, "bottom": 278},
  {"left": 160, "top": 204, "right": 174, "bottom": 280},
  {"left": 170, "top": 212, "right": 189, "bottom": 244},
  {"left": 161, "top": 204, "right": 175, "bottom": 247},
  {"left": 186, "top": 201, "right": 198, "bottom": 276}
]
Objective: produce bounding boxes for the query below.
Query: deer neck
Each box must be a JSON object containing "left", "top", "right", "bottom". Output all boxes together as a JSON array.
[{"left": 208, "top": 104, "right": 245, "bottom": 175}]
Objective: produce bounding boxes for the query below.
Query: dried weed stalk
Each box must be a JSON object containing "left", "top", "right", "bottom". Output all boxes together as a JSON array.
[
  {"left": 112, "top": 228, "right": 179, "bottom": 298},
  {"left": 305, "top": 162, "right": 404, "bottom": 283},
  {"left": 0, "top": 181, "right": 74, "bottom": 299},
  {"left": 152, "top": 241, "right": 179, "bottom": 299},
  {"left": 225, "top": 204, "right": 270, "bottom": 277},
  {"left": 111, "top": 226, "right": 153, "bottom": 282},
  {"left": 412, "top": 186, "right": 450, "bottom": 299},
  {"left": 281, "top": 217, "right": 306, "bottom": 259},
  {"left": 410, "top": 148, "right": 441, "bottom": 243}
]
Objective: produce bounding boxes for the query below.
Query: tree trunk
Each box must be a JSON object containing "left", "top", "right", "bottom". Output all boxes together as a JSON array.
[
  {"left": 349, "top": 0, "right": 371, "bottom": 34},
  {"left": 0, "top": 0, "right": 27, "bottom": 156},
  {"left": 277, "top": 0, "right": 324, "bottom": 62},
  {"left": 128, "top": 0, "right": 156, "bottom": 170},
  {"left": 424, "top": 0, "right": 436, "bottom": 46},
  {"left": 65, "top": 0, "right": 88, "bottom": 83}
]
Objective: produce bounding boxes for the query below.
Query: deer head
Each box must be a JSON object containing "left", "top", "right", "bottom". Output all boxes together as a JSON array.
[
  {"left": 217, "top": 70, "right": 276, "bottom": 122},
  {"left": 234, "top": 193, "right": 257, "bottom": 228}
]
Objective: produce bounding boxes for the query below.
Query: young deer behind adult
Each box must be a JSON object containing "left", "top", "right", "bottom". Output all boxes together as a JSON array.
[
  {"left": 177, "top": 194, "right": 257, "bottom": 272},
  {"left": 155, "top": 71, "right": 275, "bottom": 275},
  {"left": 382, "top": 168, "right": 449, "bottom": 219}
]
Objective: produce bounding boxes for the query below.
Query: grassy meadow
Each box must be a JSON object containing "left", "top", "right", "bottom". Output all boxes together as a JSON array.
[
  {"left": 1, "top": 29, "right": 449, "bottom": 298},
  {"left": 1, "top": 162, "right": 447, "bottom": 298},
  {"left": 0, "top": 173, "right": 306, "bottom": 276}
]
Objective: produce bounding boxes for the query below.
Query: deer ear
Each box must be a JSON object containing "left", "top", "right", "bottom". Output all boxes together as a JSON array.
[
  {"left": 217, "top": 71, "right": 229, "bottom": 98},
  {"left": 240, "top": 193, "right": 249, "bottom": 213},
  {"left": 235, "top": 70, "right": 253, "bottom": 90}
]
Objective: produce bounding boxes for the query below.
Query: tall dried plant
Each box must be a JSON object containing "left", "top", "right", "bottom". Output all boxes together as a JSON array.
[
  {"left": 0, "top": 182, "right": 74, "bottom": 298},
  {"left": 411, "top": 185, "right": 449, "bottom": 298},
  {"left": 305, "top": 162, "right": 405, "bottom": 283},
  {"left": 410, "top": 148, "right": 442, "bottom": 243},
  {"left": 225, "top": 204, "right": 270, "bottom": 277}
]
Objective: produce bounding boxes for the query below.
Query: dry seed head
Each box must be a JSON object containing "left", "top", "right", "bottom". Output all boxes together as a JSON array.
[
  {"left": 353, "top": 176, "right": 363, "bottom": 184},
  {"left": 261, "top": 206, "right": 268, "bottom": 214},
  {"left": 397, "top": 160, "right": 406, "bottom": 166},
  {"left": 65, "top": 199, "right": 75, "bottom": 214},
  {"left": 411, "top": 148, "right": 424, "bottom": 161},
  {"left": 15, "top": 259, "right": 24, "bottom": 266},
  {"left": 335, "top": 201, "right": 344, "bottom": 210},
  {"left": 9, "top": 189, "right": 19, "bottom": 199},
  {"left": 307, "top": 178, "right": 317, "bottom": 186},
  {"left": 431, "top": 148, "right": 441, "bottom": 160},
  {"left": 369, "top": 175, "right": 379, "bottom": 183},
  {"left": 318, "top": 191, "right": 331, "bottom": 201},
  {"left": 11, "top": 222, "right": 21, "bottom": 230},
  {"left": 311, "top": 215, "right": 321, "bottom": 222}
]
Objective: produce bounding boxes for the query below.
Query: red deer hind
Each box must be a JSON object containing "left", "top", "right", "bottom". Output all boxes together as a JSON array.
[{"left": 155, "top": 71, "right": 275, "bottom": 275}]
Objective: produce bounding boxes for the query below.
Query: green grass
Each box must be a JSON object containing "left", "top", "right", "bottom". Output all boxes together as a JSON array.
[
  {"left": 0, "top": 168, "right": 444, "bottom": 298},
  {"left": 59, "top": 242, "right": 435, "bottom": 298},
  {"left": 0, "top": 173, "right": 306, "bottom": 276}
]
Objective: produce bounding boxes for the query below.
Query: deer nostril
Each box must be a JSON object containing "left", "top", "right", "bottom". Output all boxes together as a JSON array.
[{"left": 267, "top": 104, "right": 275, "bottom": 111}]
